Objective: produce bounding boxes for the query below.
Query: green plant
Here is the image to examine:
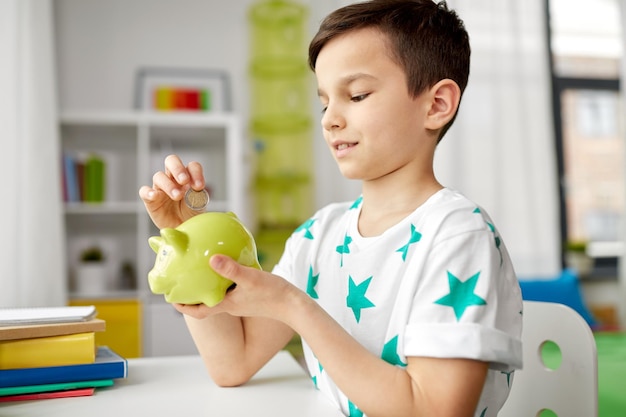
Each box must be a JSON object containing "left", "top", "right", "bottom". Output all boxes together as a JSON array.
[
  {"left": 565, "top": 240, "right": 587, "bottom": 253},
  {"left": 80, "top": 246, "right": 104, "bottom": 262}
]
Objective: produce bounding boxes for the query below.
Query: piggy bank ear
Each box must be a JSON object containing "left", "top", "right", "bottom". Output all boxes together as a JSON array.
[
  {"left": 148, "top": 236, "right": 163, "bottom": 253},
  {"left": 225, "top": 211, "right": 239, "bottom": 219},
  {"left": 160, "top": 228, "right": 189, "bottom": 253}
]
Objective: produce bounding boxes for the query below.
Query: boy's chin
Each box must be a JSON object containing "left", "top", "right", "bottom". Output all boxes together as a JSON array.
[{"left": 337, "top": 167, "right": 362, "bottom": 180}]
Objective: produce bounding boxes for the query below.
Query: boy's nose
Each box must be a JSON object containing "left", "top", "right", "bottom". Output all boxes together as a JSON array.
[{"left": 321, "top": 104, "right": 345, "bottom": 131}]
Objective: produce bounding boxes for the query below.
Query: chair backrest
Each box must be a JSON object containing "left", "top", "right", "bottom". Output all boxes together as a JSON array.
[{"left": 499, "top": 300, "right": 598, "bottom": 417}]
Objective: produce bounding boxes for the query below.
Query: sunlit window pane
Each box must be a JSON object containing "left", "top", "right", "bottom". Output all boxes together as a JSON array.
[{"left": 561, "top": 89, "right": 624, "bottom": 243}]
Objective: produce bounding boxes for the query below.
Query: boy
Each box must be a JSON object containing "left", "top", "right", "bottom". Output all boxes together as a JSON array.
[{"left": 139, "top": 1, "right": 523, "bottom": 416}]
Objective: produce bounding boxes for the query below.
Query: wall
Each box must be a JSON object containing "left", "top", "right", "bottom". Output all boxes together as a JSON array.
[{"left": 53, "top": 0, "right": 361, "bottom": 211}]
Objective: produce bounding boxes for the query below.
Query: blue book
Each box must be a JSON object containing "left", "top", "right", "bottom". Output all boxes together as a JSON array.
[
  {"left": 0, "top": 347, "right": 127, "bottom": 388},
  {"left": 63, "top": 153, "right": 79, "bottom": 203}
]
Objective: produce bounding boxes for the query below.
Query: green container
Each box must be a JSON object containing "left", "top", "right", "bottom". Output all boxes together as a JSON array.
[
  {"left": 250, "top": 58, "right": 310, "bottom": 121},
  {"left": 254, "top": 175, "right": 313, "bottom": 228},
  {"left": 248, "top": 0, "right": 308, "bottom": 61},
  {"left": 251, "top": 117, "right": 312, "bottom": 178},
  {"left": 255, "top": 227, "right": 294, "bottom": 271}
]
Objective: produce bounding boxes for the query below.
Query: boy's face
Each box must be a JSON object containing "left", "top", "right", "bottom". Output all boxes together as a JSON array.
[{"left": 315, "top": 28, "right": 434, "bottom": 181}]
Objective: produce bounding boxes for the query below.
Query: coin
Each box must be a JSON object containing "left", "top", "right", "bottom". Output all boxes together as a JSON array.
[{"left": 184, "top": 188, "right": 209, "bottom": 211}]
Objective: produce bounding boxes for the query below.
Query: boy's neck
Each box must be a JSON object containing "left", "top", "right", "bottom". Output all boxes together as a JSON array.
[{"left": 357, "top": 177, "right": 443, "bottom": 237}]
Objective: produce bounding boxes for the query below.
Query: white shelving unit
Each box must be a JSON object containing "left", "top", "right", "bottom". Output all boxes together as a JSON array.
[{"left": 60, "top": 110, "right": 248, "bottom": 356}]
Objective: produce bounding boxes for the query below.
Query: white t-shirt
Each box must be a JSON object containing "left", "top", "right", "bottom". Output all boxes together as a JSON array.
[{"left": 272, "top": 188, "right": 523, "bottom": 417}]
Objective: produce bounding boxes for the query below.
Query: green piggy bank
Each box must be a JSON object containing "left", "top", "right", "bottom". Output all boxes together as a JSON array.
[{"left": 148, "top": 212, "right": 261, "bottom": 307}]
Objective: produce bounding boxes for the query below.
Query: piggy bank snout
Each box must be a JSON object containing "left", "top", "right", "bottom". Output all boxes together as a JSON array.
[{"left": 147, "top": 269, "right": 172, "bottom": 294}]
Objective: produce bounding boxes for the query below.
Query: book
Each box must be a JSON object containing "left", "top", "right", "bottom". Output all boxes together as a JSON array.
[
  {"left": 0, "top": 318, "right": 105, "bottom": 341},
  {"left": 63, "top": 153, "right": 80, "bottom": 202},
  {"left": 0, "top": 387, "right": 95, "bottom": 402},
  {"left": 0, "top": 305, "right": 97, "bottom": 326},
  {"left": 0, "top": 379, "right": 113, "bottom": 396},
  {"left": 0, "top": 346, "right": 127, "bottom": 388},
  {"left": 84, "top": 154, "right": 105, "bottom": 202},
  {"left": 0, "top": 332, "right": 96, "bottom": 370}
]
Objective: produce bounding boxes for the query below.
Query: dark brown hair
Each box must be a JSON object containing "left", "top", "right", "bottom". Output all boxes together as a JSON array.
[{"left": 309, "top": 0, "right": 470, "bottom": 141}]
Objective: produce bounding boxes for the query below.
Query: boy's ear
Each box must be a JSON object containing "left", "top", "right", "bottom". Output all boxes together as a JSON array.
[{"left": 424, "top": 79, "right": 461, "bottom": 130}]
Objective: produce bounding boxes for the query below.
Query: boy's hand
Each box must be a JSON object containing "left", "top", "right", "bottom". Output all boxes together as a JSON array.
[
  {"left": 139, "top": 154, "right": 207, "bottom": 229},
  {"left": 173, "top": 255, "right": 295, "bottom": 321}
]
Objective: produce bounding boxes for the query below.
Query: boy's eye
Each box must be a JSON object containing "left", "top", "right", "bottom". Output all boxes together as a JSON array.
[{"left": 351, "top": 93, "right": 369, "bottom": 102}]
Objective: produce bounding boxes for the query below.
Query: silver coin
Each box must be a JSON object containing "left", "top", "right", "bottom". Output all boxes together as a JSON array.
[{"left": 184, "top": 188, "right": 209, "bottom": 211}]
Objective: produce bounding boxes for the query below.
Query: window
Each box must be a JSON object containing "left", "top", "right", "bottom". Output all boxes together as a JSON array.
[{"left": 548, "top": 0, "right": 623, "bottom": 276}]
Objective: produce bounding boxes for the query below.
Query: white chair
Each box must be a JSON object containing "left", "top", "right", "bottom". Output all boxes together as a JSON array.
[{"left": 499, "top": 300, "right": 598, "bottom": 417}]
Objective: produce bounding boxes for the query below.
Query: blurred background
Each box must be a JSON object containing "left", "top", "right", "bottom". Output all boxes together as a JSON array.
[{"left": 0, "top": 0, "right": 624, "bottom": 356}]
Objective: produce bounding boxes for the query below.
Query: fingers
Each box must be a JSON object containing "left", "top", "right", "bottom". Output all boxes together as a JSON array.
[
  {"left": 152, "top": 170, "right": 185, "bottom": 201},
  {"left": 172, "top": 302, "right": 215, "bottom": 319},
  {"left": 152, "top": 155, "right": 206, "bottom": 200},
  {"left": 139, "top": 154, "right": 208, "bottom": 230},
  {"left": 138, "top": 185, "right": 157, "bottom": 203},
  {"left": 164, "top": 154, "right": 190, "bottom": 185},
  {"left": 186, "top": 161, "right": 206, "bottom": 191}
]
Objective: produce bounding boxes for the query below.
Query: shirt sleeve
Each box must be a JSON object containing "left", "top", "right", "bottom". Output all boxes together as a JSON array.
[{"left": 403, "top": 226, "right": 523, "bottom": 370}]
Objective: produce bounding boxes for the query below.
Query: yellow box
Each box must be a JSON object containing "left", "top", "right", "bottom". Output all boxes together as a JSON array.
[{"left": 69, "top": 298, "right": 142, "bottom": 358}]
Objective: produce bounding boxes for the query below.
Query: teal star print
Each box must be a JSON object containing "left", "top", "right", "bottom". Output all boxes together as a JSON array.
[
  {"left": 348, "top": 400, "right": 363, "bottom": 417},
  {"left": 295, "top": 218, "right": 316, "bottom": 239},
  {"left": 381, "top": 335, "right": 407, "bottom": 367},
  {"left": 395, "top": 224, "right": 422, "bottom": 261},
  {"left": 346, "top": 276, "right": 375, "bottom": 322},
  {"left": 486, "top": 221, "right": 503, "bottom": 264},
  {"left": 501, "top": 370, "right": 514, "bottom": 387},
  {"left": 479, "top": 407, "right": 487, "bottom": 417},
  {"left": 350, "top": 196, "right": 363, "bottom": 209},
  {"left": 485, "top": 221, "right": 501, "bottom": 249},
  {"left": 311, "top": 375, "right": 318, "bottom": 389},
  {"left": 306, "top": 265, "right": 319, "bottom": 299},
  {"left": 474, "top": 207, "right": 503, "bottom": 265},
  {"left": 313, "top": 354, "right": 324, "bottom": 373},
  {"left": 434, "top": 271, "right": 486, "bottom": 321},
  {"left": 336, "top": 233, "right": 353, "bottom": 267}
]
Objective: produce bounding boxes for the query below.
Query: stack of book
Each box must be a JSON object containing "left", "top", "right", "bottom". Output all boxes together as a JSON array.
[
  {"left": 62, "top": 153, "right": 106, "bottom": 203},
  {"left": 0, "top": 306, "right": 128, "bottom": 402}
]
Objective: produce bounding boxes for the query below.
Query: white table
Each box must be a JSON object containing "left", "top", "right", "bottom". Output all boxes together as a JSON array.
[{"left": 0, "top": 351, "right": 344, "bottom": 416}]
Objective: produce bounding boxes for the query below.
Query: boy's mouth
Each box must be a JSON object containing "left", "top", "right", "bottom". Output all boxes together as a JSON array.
[{"left": 336, "top": 142, "right": 357, "bottom": 150}]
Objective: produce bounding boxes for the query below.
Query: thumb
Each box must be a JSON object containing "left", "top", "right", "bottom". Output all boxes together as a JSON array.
[{"left": 210, "top": 254, "right": 240, "bottom": 281}]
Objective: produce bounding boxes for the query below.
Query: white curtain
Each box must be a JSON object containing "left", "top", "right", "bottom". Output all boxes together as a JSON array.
[
  {"left": 0, "top": 0, "right": 66, "bottom": 307},
  {"left": 435, "top": 0, "right": 561, "bottom": 277},
  {"left": 311, "top": 0, "right": 561, "bottom": 277}
]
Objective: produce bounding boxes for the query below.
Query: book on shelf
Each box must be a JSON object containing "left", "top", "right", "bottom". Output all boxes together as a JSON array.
[
  {"left": 63, "top": 153, "right": 79, "bottom": 202},
  {"left": 0, "top": 379, "right": 113, "bottom": 397},
  {"left": 0, "top": 332, "right": 97, "bottom": 370},
  {"left": 0, "top": 346, "right": 127, "bottom": 388},
  {"left": 62, "top": 152, "right": 106, "bottom": 203},
  {"left": 0, "top": 318, "right": 105, "bottom": 341}
]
